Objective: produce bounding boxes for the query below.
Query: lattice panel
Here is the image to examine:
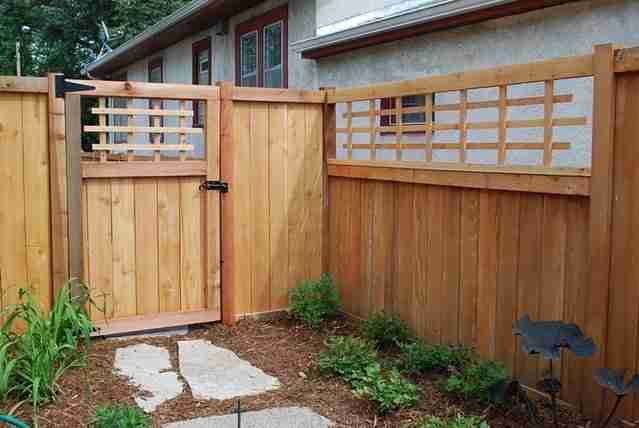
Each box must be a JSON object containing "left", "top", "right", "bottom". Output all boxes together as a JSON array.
[
  {"left": 336, "top": 80, "right": 588, "bottom": 167},
  {"left": 83, "top": 97, "right": 201, "bottom": 162}
]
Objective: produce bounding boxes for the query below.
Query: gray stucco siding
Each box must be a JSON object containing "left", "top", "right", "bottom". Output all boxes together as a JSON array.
[{"left": 321, "top": 0, "right": 639, "bottom": 167}]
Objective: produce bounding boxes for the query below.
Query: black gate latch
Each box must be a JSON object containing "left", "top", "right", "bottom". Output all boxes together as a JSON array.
[{"left": 199, "top": 180, "right": 229, "bottom": 193}]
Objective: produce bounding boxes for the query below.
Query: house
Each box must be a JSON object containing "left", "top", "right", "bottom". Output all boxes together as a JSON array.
[{"left": 87, "top": 0, "right": 639, "bottom": 166}]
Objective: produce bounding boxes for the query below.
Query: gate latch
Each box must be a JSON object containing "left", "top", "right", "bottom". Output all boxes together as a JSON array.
[{"left": 199, "top": 180, "right": 229, "bottom": 193}]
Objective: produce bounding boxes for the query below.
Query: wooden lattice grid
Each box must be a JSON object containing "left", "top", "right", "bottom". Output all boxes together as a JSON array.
[
  {"left": 336, "top": 80, "right": 588, "bottom": 167},
  {"left": 84, "top": 97, "right": 202, "bottom": 162}
]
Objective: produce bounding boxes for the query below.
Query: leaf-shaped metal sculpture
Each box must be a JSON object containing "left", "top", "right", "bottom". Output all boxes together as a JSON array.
[
  {"left": 595, "top": 368, "right": 639, "bottom": 396},
  {"left": 513, "top": 315, "right": 597, "bottom": 360},
  {"left": 595, "top": 368, "right": 639, "bottom": 428}
]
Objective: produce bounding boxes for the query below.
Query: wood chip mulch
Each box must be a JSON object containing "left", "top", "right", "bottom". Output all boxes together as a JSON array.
[{"left": 6, "top": 316, "right": 599, "bottom": 427}]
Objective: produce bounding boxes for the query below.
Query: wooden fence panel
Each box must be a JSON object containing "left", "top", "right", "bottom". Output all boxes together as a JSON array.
[
  {"left": 230, "top": 101, "right": 324, "bottom": 319},
  {"left": 327, "top": 176, "right": 592, "bottom": 405},
  {"left": 0, "top": 91, "right": 51, "bottom": 312}
]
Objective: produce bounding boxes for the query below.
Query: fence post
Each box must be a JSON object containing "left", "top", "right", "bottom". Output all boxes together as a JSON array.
[
  {"left": 321, "top": 88, "right": 336, "bottom": 275},
  {"left": 217, "top": 81, "right": 236, "bottom": 326},
  {"left": 585, "top": 43, "right": 618, "bottom": 420},
  {"left": 47, "top": 73, "right": 69, "bottom": 299}
]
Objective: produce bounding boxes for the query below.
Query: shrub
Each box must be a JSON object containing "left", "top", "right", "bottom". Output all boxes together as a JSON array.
[
  {"left": 289, "top": 273, "right": 340, "bottom": 329},
  {"left": 93, "top": 405, "right": 150, "bottom": 428},
  {"left": 443, "top": 360, "right": 508, "bottom": 403},
  {"left": 319, "top": 336, "right": 377, "bottom": 383},
  {"left": 1, "top": 281, "right": 95, "bottom": 409},
  {"left": 400, "top": 341, "right": 470, "bottom": 375},
  {"left": 360, "top": 311, "right": 411, "bottom": 348},
  {"left": 413, "top": 414, "right": 489, "bottom": 428},
  {"left": 352, "top": 363, "right": 421, "bottom": 415}
]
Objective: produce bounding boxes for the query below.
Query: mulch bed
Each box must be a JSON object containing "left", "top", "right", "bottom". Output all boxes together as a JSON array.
[{"left": 7, "top": 316, "right": 598, "bottom": 427}]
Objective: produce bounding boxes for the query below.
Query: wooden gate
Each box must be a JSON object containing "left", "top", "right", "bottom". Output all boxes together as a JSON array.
[{"left": 65, "top": 79, "right": 222, "bottom": 335}]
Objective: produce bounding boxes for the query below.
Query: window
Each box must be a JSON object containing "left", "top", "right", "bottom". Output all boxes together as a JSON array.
[
  {"left": 380, "top": 95, "right": 436, "bottom": 128},
  {"left": 192, "top": 37, "right": 211, "bottom": 127},
  {"left": 148, "top": 57, "right": 164, "bottom": 142},
  {"left": 109, "top": 72, "right": 128, "bottom": 144},
  {"left": 236, "top": 5, "right": 288, "bottom": 88}
]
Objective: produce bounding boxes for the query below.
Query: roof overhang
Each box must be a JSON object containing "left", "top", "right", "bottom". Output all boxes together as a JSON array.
[
  {"left": 292, "top": 0, "right": 580, "bottom": 60},
  {"left": 87, "top": 0, "right": 262, "bottom": 77}
]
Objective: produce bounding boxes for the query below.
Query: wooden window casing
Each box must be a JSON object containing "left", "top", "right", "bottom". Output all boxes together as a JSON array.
[
  {"left": 109, "top": 71, "right": 129, "bottom": 144},
  {"left": 380, "top": 94, "right": 436, "bottom": 131},
  {"left": 235, "top": 5, "right": 288, "bottom": 88},
  {"left": 192, "top": 37, "right": 212, "bottom": 128}
]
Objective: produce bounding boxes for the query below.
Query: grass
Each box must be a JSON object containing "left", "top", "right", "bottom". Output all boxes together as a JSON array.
[{"left": 93, "top": 405, "right": 151, "bottom": 428}]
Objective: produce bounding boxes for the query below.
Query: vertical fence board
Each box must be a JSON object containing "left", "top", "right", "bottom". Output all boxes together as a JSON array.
[
  {"left": 134, "top": 178, "right": 159, "bottom": 315},
  {"left": 180, "top": 177, "right": 204, "bottom": 311},
  {"left": 111, "top": 178, "right": 137, "bottom": 318},
  {"left": 87, "top": 180, "right": 113, "bottom": 320},
  {"left": 477, "top": 191, "right": 499, "bottom": 359},
  {"left": 269, "top": 103, "right": 289, "bottom": 309},
  {"left": 459, "top": 189, "right": 479, "bottom": 347},
  {"left": 157, "top": 179, "right": 181, "bottom": 312}
]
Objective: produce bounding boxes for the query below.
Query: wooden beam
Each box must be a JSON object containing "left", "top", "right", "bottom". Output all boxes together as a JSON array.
[
  {"left": 84, "top": 125, "right": 203, "bottom": 134},
  {"left": 327, "top": 162, "right": 590, "bottom": 196},
  {"left": 614, "top": 46, "right": 639, "bottom": 73},
  {"left": 205, "top": 96, "right": 221, "bottom": 314},
  {"left": 322, "top": 88, "right": 337, "bottom": 274},
  {"left": 218, "top": 81, "right": 236, "bottom": 326},
  {"left": 328, "top": 54, "right": 593, "bottom": 103},
  {"left": 586, "top": 43, "right": 617, "bottom": 421},
  {"left": 65, "top": 95, "right": 83, "bottom": 281},
  {"left": 232, "top": 86, "right": 326, "bottom": 103},
  {"left": 92, "top": 309, "right": 220, "bottom": 337},
  {"left": 0, "top": 76, "right": 49, "bottom": 93},
  {"left": 81, "top": 160, "right": 207, "bottom": 178},
  {"left": 91, "top": 107, "right": 194, "bottom": 117},
  {"left": 64, "top": 78, "right": 220, "bottom": 100},
  {"left": 48, "top": 74, "right": 70, "bottom": 295}
]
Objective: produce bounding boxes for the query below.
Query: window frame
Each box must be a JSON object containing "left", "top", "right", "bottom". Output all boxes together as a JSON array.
[
  {"left": 192, "top": 37, "right": 212, "bottom": 128},
  {"left": 235, "top": 5, "right": 288, "bottom": 88},
  {"left": 380, "top": 94, "right": 436, "bottom": 134}
]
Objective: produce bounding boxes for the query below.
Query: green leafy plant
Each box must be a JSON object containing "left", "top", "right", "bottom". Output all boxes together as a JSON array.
[
  {"left": 289, "top": 273, "right": 340, "bottom": 329},
  {"left": 360, "top": 311, "right": 412, "bottom": 348},
  {"left": 443, "top": 360, "right": 508, "bottom": 403},
  {"left": 412, "top": 414, "right": 489, "bottom": 428},
  {"left": 400, "top": 341, "right": 470, "bottom": 374},
  {"left": 93, "top": 405, "right": 151, "bottom": 428},
  {"left": 0, "top": 339, "right": 18, "bottom": 403},
  {"left": 352, "top": 363, "right": 421, "bottom": 415},
  {"left": 319, "top": 336, "right": 378, "bottom": 383},
  {"left": 1, "top": 281, "right": 96, "bottom": 410}
]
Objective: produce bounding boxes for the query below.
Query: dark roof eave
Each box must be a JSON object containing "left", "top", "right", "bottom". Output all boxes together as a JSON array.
[
  {"left": 88, "top": 0, "right": 263, "bottom": 77},
  {"left": 298, "top": 0, "right": 581, "bottom": 60}
]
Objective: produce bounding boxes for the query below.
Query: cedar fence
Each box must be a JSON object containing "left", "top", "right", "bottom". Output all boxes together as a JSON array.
[
  {"left": 0, "top": 43, "right": 639, "bottom": 421},
  {"left": 325, "top": 44, "right": 639, "bottom": 422}
]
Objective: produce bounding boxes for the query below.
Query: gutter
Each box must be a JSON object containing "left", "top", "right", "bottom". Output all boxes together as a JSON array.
[
  {"left": 291, "top": 0, "right": 524, "bottom": 59},
  {"left": 87, "top": 0, "right": 213, "bottom": 74}
]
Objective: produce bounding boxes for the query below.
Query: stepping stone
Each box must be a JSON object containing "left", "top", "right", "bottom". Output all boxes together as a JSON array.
[
  {"left": 114, "top": 343, "right": 183, "bottom": 412},
  {"left": 162, "top": 407, "right": 333, "bottom": 428},
  {"left": 178, "top": 339, "right": 280, "bottom": 400}
]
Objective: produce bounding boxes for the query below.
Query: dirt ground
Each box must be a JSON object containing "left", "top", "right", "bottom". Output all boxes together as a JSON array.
[{"left": 7, "top": 316, "right": 598, "bottom": 427}]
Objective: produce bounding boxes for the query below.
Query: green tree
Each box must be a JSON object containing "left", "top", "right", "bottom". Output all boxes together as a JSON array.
[{"left": 0, "top": 0, "right": 190, "bottom": 78}]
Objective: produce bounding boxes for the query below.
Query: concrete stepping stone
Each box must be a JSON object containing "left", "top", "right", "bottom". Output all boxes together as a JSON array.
[
  {"left": 178, "top": 339, "right": 280, "bottom": 400},
  {"left": 114, "top": 343, "right": 184, "bottom": 412},
  {"left": 162, "top": 407, "right": 333, "bottom": 428}
]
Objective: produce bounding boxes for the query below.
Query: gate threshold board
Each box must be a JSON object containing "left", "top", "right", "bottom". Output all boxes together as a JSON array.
[{"left": 92, "top": 309, "right": 220, "bottom": 337}]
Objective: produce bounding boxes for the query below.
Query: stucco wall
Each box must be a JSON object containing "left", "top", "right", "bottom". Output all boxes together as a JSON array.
[{"left": 318, "top": 0, "right": 639, "bottom": 167}]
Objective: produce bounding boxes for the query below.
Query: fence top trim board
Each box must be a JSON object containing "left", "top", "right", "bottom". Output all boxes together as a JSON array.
[
  {"left": 232, "top": 86, "right": 326, "bottom": 103},
  {"left": 65, "top": 79, "right": 221, "bottom": 100},
  {"left": 0, "top": 76, "right": 49, "bottom": 93},
  {"left": 327, "top": 159, "right": 591, "bottom": 177},
  {"left": 327, "top": 54, "right": 595, "bottom": 103}
]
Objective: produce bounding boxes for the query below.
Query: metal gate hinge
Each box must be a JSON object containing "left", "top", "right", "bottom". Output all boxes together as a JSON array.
[
  {"left": 55, "top": 75, "right": 96, "bottom": 98},
  {"left": 199, "top": 180, "right": 229, "bottom": 193}
]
